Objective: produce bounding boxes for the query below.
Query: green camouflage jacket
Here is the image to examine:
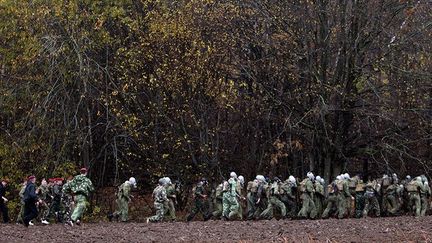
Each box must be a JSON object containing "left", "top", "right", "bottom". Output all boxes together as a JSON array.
[
  {"left": 68, "top": 174, "right": 95, "bottom": 197},
  {"left": 118, "top": 181, "right": 132, "bottom": 200}
]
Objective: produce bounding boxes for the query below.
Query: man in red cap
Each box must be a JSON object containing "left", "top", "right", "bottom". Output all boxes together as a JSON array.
[
  {"left": 0, "top": 179, "right": 10, "bottom": 223},
  {"left": 23, "top": 175, "right": 43, "bottom": 227}
]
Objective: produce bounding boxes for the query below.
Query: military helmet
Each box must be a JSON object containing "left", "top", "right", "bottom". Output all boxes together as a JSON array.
[
  {"left": 238, "top": 175, "right": 244, "bottom": 184},
  {"left": 158, "top": 178, "right": 166, "bottom": 185},
  {"left": 230, "top": 172, "right": 237, "bottom": 178},
  {"left": 129, "top": 177, "right": 137, "bottom": 187},
  {"left": 288, "top": 175, "right": 296, "bottom": 184}
]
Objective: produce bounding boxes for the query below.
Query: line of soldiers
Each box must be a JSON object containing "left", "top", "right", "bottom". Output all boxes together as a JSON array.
[
  {"left": 11, "top": 168, "right": 94, "bottom": 227},
  {"left": 143, "top": 171, "right": 431, "bottom": 222}
]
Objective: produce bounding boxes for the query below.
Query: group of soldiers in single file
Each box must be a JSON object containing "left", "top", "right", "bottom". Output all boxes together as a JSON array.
[
  {"left": 1, "top": 169, "right": 430, "bottom": 227},
  {"left": 142, "top": 171, "right": 431, "bottom": 223}
]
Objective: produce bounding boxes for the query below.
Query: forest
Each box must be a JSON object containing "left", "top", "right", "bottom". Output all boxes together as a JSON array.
[{"left": 0, "top": 0, "right": 431, "bottom": 189}]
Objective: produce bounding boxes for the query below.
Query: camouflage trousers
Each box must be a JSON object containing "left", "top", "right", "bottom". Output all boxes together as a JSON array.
[
  {"left": 384, "top": 193, "right": 399, "bottom": 215},
  {"left": 149, "top": 201, "right": 165, "bottom": 222},
  {"left": 71, "top": 194, "right": 88, "bottom": 222},
  {"left": 336, "top": 194, "right": 348, "bottom": 219},
  {"left": 314, "top": 195, "right": 324, "bottom": 218},
  {"left": 48, "top": 199, "right": 63, "bottom": 222},
  {"left": 164, "top": 199, "right": 176, "bottom": 220},
  {"left": 281, "top": 196, "right": 297, "bottom": 219},
  {"left": 260, "top": 196, "right": 286, "bottom": 219},
  {"left": 322, "top": 194, "right": 337, "bottom": 219},
  {"left": 222, "top": 193, "right": 239, "bottom": 219},
  {"left": 420, "top": 194, "right": 429, "bottom": 216},
  {"left": 246, "top": 192, "right": 261, "bottom": 219},
  {"left": 16, "top": 202, "right": 25, "bottom": 223},
  {"left": 363, "top": 195, "right": 380, "bottom": 217},
  {"left": 298, "top": 192, "right": 317, "bottom": 219},
  {"left": 113, "top": 196, "right": 129, "bottom": 222},
  {"left": 187, "top": 199, "right": 210, "bottom": 221},
  {"left": 408, "top": 192, "right": 421, "bottom": 216},
  {"left": 212, "top": 198, "right": 223, "bottom": 218},
  {"left": 39, "top": 201, "right": 50, "bottom": 221},
  {"left": 355, "top": 192, "right": 365, "bottom": 218}
]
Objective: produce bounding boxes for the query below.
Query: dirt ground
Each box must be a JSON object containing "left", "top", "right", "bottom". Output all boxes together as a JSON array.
[{"left": 1, "top": 216, "right": 431, "bottom": 242}]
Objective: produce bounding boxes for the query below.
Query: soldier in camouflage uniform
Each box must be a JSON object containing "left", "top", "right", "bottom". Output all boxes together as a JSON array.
[
  {"left": 314, "top": 176, "right": 325, "bottom": 218},
  {"left": 298, "top": 172, "right": 317, "bottom": 219},
  {"left": 383, "top": 174, "right": 402, "bottom": 216},
  {"left": 236, "top": 175, "right": 245, "bottom": 219},
  {"left": 246, "top": 175, "right": 266, "bottom": 220},
  {"left": 407, "top": 176, "right": 423, "bottom": 216},
  {"left": 362, "top": 180, "right": 381, "bottom": 217},
  {"left": 322, "top": 180, "right": 338, "bottom": 219},
  {"left": 280, "top": 176, "right": 298, "bottom": 219},
  {"left": 61, "top": 176, "right": 74, "bottom": 224},
  {"left": 163, "top": 177, "right": 177, "bottom": 221},
  {"left": 186, "top": 178, "right": 211, "bottom": 221},
  {"left": 337, "top": 173, "right": 353, "bottom": 219},
  {"left": 147, "top": 178, "right": 168, "bottom": 223},
  {"left": 222, "top": 172, "right": 240, "bottom": 220},
  {"left": 108, "top": 177, "right": 136, "bottom": 222},
  {"left": 212, "top": 182, "right": 224, "bottom": 219},
  {"left": 63, "top": 168, "right": 94, "bottom": 226},
  {"left": 16, "top": 179, "right": 27, "bottom": 224},
  {"left": 38, "top": 178, "right": 51, "bottom": 225},
  {"left": 354, "top": 177, "right": 365, "bottom": 218},
  {"left": 260, "top": 177, "right": 286, "bottom": 219},
  {"left": 48, "top": 178, "right": 64, "bottom": 223},
  {"left": 420, "top": 175, "right": 430, "bottom": 216}
]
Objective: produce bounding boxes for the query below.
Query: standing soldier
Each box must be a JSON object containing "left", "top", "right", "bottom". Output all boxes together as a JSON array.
[
  {"left": 147, "top": 178, "right": 168, "bottom": 223},
  {"left": 407, "top": 176, "right": 423, "bottom": 216},
  {"left": 186, "top": 178, "right": 211, "bottom": 221},
  {"left": 23, "top": 175, "right": 42, "bottom": 227},
  {"left": 64, "top": 168, "right": 94, "bottom": 226},
  {"left": 108, "top": 177, "right": 137, "bottom": 222},
  {"left": 246, "top": 175, "right": 266, "bottom": 220},
  {"left": 420, "top": 175, "right": 430, "bottom": 216},
  {"left": 298, "top": 172, "right": 317, "bottom": 219},
  {"left": 280, "top": 176, "right": 298, "bottom": 219},
  {"left": 383, "top": 175, "right": 402, "bottom": 216},
  {"left": 236, "top": 175, "right": 245, "bottom": 219},
  {"left": 354, "top": 177, "right": 365, "bottom": 218},
  {"left": 322, "top": 179, "right": 338, "bottom": 219},
  {"left": 164, "top": 177, "right": 177, "bottom": 221},
  {"left": 314, "top": 176, "right": 325, "bottom": 218},
  {"left": 0, "top": 179, "right": 10, "bottom": 223},
  {"left": 222, "top": 172, "right": 240, "bottom": 220},
  {"left": 61, "top": 176, "right": 74, "bottom": 224}
]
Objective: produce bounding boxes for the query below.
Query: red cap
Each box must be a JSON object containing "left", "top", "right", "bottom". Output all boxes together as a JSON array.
[
  {"left": 80, "top": 168, "right": 87, "bottom": 173},
  {"left": 28, "top": 175, "right": 36, "bottom": 180},
  {"left": 48, "top": 178, "right": 55, "bottom": 183},
  {"left": 55, "top": 178, "right": 64, "bottom": 182}
]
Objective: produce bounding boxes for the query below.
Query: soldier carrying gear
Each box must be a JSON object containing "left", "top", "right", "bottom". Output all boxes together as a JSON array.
[
  {"left": 314, "top": 176, "right": 325, "bottom": 217},
  {"left": 406, "top": 176, "right": 423, "bottom": 217},
  {"left": 164, "top": 177, "right": 177, "bottom": 221},
  {"left": 222, "top": 172, "right": 240, "bottom": 220},
  {"left": 419, "top": 175, "right": 430, "bottom": 216},
  {"left": 362, "top": 180, "right": 381, "bottom": 217},
  {"left": 246, "top": 176, "right": 264, "bottom": 220},
  {"left": 322, "top": 180, "right": 339, "bottom": 219},
  {"left": 298, "top": 172, "right": 317, "bottom": 219},
  {"left": 280, "top": 176, "right": 298, "bottom": 218},
  {"left": 147, "top": 178, "right": 168, "bottom": 223},
  {"left": 186, "top": 178, "right": 211, "bottom": 221},
  {"left": 108, "top": 177, "right": 137, "bottom": 222},
  {"left": 259, "top": 177, "right": 286, "bottom": 219}
]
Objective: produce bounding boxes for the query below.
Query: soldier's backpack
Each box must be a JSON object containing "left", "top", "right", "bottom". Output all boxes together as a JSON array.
[
  {"left": 299, "top": 179, "right": 308, "bottom": 192},
  {"left": 215, "top": 183, "right": 223, "bottom": 199},
  {"left": 327, "top": 184, "right": 335, "bottom": 194},
  {"left": 406, "top": 181, "right": 419, "bottom": 192},
  {"left": 382, "top": 177, "right": 391, "bottom": 187},
  {"left": 222, "top": 181, "right": 229, "bottom": 192},
  {"left": 355, "top": 182, "right": 365, "bottom": 192},
  {"left": 348, "top": 179, "right": 357, "bottom": 189},
  {"left": 247, "top": 180, "right": 258, "bottom": 193}
]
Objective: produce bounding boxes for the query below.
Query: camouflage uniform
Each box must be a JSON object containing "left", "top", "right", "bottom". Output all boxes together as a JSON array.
[
  {"left": 322, "top": 183, "right": 337, "bottom": 219},
  {"left": 260, "top": 181, "right": 286, "bottom": 219},
  {"left": 148, "top": 184, "right": 167, "bottom": 222},
  {"left": 222, "top": 178, "right": 240, "bottom": 219},
  {"left": 383, "top": 183, "right": 401, "bottom": 215},
  {"left": 246, "top": 180, "right": 266, "bottom": 220},
  {"left": 187, "top": 181, "right": 211, "bottom": 221},
  {"left": 38, "top": 184, "right": 51, "bottom": 222},
  {"left": 165, "top": 183, "right": 177, "bottom": 221},
  {"left": 48, "top": 182, "right": 63, "bottom": 222},
  {"left": 16, "top": 183, "right": 26, "bottom": 224},
  {"left": 336, "top": 179, "right": 351, "bottom": 219},
  {"left": 298, "top": 178, "right": 317, "bottom": 219},
  {"left": 280, "top": 180, "right": 297, "bottom": 218},
  {"left": 362, "top": 181, "right": 380, "bottom": 217},
  {"left": 235, "top": 180, "right": 244, "bottom": 219},
  {"left": 212, "top": 183, "right": 223, "bottom": 219},
  {"left": 314, "top": 181, "right": 325, "bottom": 217},
  {"left": 113, "top": 181, "right": 132, "bottom": 222},
  {"left": 406, "top": 179, "right": 423, "bottom": 216},
  {"left": 420, "top": 182, "right": 430, "bottom": 216},
  {"left": 354, "top": 181, "right": 365, "bottom": 218},
  {"left": 65, "top": 174, "right": 94, "bottom": 222}
]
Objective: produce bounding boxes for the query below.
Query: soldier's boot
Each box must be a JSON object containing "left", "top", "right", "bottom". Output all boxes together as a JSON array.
[{"left": 107, "top": 213, "right": 114, "bottom": 222}]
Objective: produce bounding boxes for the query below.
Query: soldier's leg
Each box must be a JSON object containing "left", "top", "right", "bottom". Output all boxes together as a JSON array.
[
  {"left": 246, "top": 193, "right": 256, "bottom": 219},
  {"left": 259, "top": 200, "right": 274, "bottom": 220},
  {"left": 297, "top": 194, "right": 307, "bottom": 218},
  {"left": 337, "top": 194, "right": 347, "bottom": 219},
  {"left": 308, "top": 195, "right": 317, "bottom": 219},
  {"left": 168, "top": 199, "right": 176, "bottom": 220},
  {"left": 420, "top": 195, "right": 427, "bottom": 216},
  {"left": 71, "top": 195, "right": 87, "bottom": 222},
  {"left": 355, "top": 193, "right": 365, "bottom": 218},
  {"left": 186, "top": 200, "right": 199, "bottom": 221},
  {"left": 322, "top": 199, "right": 333, "bottom": 219},
  {"left": 275, "top": 198, "right": 286, "bottom": 218},
  {"left": 212, "top": 199, "right": 223, "bottom": 218},
  {"left": 119, "top": 197, "right": 129, "bottom": 222},
  {"left": 149, "top": 202, "right": 165, "bottom": 222},
  {"left": 228, "top": 197, "right": 239, "bottom": 219},
  {"left": 16, "top": 203, "right": 25, "bottom": 223},
  {"left": 414, "top": 194, "right": 421, "bottom": 217},
  {"left": 372, "top": 197, "right": 381, "bottom": 217},
  {"left": 222, "top": 195, "right": 230, "bottom": 218},
  {"left": 362, "top": 197, "right": 370, "bottom": 217}
]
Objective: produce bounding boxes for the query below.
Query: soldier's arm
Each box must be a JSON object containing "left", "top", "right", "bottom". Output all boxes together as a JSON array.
[{"left": 123, "top": 185, "right": 131, "bottom": 200}]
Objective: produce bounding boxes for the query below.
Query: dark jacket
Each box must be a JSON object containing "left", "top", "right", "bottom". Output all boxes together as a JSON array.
[
  {"left": 23, "top": 182, "right": 37, "bottom": 203},
  {"left": 0, "top": 184, "right": 6, "bottom": 204}
]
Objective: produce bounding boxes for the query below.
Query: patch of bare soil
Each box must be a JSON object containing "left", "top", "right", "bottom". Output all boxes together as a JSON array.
[{"left": 1, "top": 216, "right": 431, "bottom": 242}]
